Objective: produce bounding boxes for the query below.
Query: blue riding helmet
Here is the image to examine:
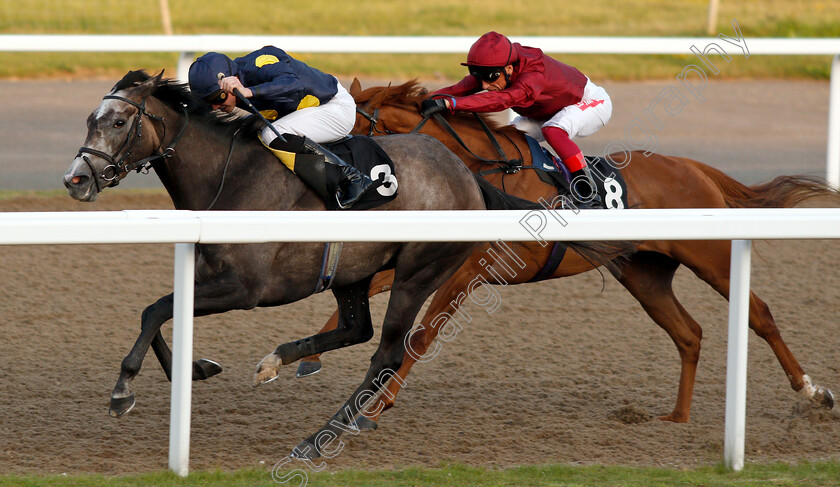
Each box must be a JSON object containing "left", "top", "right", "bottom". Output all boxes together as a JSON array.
[{"left": 188, "top": 52, "right": 239, "bottom": 102}]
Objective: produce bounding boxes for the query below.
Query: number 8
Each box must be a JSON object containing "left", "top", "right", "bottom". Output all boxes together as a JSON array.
[{"left": 603, "top": 178, "right": 624, "bottom": 209}]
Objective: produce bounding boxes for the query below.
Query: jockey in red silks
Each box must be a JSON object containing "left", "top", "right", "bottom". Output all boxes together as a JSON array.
[{"left": 422, "top": 31, "right": 612, "bottom": 204}]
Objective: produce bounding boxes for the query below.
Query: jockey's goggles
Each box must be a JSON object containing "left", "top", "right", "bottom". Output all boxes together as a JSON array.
[
  {"left": 469, "top": 66, "right": 504, "bottom": 83},
  {"left": 204, "top": 89, "right": 228, "bottom": 105}
]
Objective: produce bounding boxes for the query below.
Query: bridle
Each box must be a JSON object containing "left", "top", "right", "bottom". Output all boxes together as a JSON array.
[
  {"left": 355, "top": 106, "right": 394, "bottom": 137},
  {"left": 76, "top": 93, "right": 188, "bottom": 192}
]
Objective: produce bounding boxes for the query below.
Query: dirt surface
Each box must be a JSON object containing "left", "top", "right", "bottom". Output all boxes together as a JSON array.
[{"left": 1, "top": 191, "right": 840, "bottom": 475}]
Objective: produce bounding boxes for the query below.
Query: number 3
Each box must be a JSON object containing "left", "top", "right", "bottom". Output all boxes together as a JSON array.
[{"left": 371, "top": 164, "right": 398, "bottom": 197}]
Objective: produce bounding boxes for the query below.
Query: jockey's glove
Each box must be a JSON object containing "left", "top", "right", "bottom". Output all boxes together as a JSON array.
[{"left": 420, "top": 98, "right": 449, "bottom": 117}]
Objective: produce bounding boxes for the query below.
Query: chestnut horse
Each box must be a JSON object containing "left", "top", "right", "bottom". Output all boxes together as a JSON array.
[{"left": 299, "top": 79, "right": 839, "bottom": 429}]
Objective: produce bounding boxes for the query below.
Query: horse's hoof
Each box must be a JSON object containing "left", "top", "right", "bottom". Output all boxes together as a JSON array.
[
  {"left": 109, "top": 394, "right": 136, "bottom": 417},
  {"left": 193, "top": 358, "right": 223, "bottom": 380},
  {"left": 291, "top": 440, "right": 320, "bottom": 460},
  {"left": 295, "top": 361, "right": 322, "bottom": 378},
  {"left": 351, "top": 415, "right": 378, "bottom": 431},
  {"left": 815, "top": 386, "right": 835, "bottom": 410},
  {"left": 658, "top": 412, "right": 689, "bottom": 423},
  {"left": 254, "top": 353, "right": 281, "bottom": 387}
]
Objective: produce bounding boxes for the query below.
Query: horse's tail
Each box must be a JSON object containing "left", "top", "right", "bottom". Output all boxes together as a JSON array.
[
  {"left": 688, "top": 160, "right": 840, "bottom": 208},
  {"left": 473, "top": 175, "right": 635, "bottom": 273}
]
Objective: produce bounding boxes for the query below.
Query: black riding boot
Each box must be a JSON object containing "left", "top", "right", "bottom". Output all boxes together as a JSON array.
[
  {"left": 301, "top": 138, "right": 375, "bottom": 210},
  {"left": 569, "top": 166, "right": 603, "bottom": 207},
  {"left": 269, "top": 135, "right": 375, "bottom": 209}
]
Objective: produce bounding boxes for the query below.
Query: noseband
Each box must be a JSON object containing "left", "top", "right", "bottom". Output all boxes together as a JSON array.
[{"left": 76, "top": 94, "right": 188, "bottom": 191}]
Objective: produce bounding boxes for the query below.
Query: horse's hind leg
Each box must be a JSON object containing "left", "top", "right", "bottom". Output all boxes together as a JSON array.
[
  {"left": 346, "top": 262, "right": 483, "bottom": 430},
  {"left": 613, "top": 251, "right": 702, "bottom": 422},
  {"left": 293, "top": 243, "right": 475, "bottom": 458},
  {"left": 295, "top": 270, "right": 396, "bottom": 378},
  {"left": 673, "top": 240, "right": 836, "bottom": 413},
  {"left": 254, "top": 275, "right": 376, "bottom": 386}
]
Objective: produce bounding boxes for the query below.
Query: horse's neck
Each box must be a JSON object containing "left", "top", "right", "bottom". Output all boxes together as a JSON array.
[
  {"left": 151, "top": 112, "right": 305, "bottom": 210},
  {"left": 150, "top": 120, "right": 225, "bottom": 209}
]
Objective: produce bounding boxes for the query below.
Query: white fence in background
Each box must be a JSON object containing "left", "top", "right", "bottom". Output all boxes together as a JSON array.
[
  {"left": 3, "top": 207, "right": 840, "bottom": 476},
  {"left": 0, "top": 33, "right": 838, "bottom": 186}
]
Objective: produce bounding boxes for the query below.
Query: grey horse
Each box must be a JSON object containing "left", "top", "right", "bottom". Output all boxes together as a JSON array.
[{"left": 63, "top": 71, "right": 621, "bottom": 457}]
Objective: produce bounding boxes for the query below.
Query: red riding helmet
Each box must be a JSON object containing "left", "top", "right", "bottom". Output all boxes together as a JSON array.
[{"left": 461, "top": 31, "right": 519, "bottom": 68}]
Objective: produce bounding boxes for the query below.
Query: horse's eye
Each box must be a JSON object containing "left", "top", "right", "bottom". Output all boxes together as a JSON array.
[{"left": 114, "top": 119, "right": 126, "bottom": 129}]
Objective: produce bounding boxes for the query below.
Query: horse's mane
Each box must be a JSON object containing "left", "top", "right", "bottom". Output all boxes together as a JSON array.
[
  {"left": 359, "top": 79, "right": 521, "bottom": 136},
  {"left": 112, "top": 70, "right": 261, "bottom": 136}
]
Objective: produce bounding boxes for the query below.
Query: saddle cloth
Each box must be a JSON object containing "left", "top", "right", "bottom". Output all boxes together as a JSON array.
[
  {"left": 323, "top": 136, "right": 399, "bottom": 210},
  {"left": 524, "top": 135, "right": 629, "bottom": 210},
  {"left": 264, "top": 134, "right": 399, "bottom": 211}
]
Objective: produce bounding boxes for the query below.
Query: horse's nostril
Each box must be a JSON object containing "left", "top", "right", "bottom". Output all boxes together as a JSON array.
[{"left": 64, "top": 173, "right": 89, "bottom": 189}]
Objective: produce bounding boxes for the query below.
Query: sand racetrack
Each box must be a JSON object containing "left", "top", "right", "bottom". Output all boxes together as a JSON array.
[{"left": 1, "top": 191, "right": 840, "bottom": 476}]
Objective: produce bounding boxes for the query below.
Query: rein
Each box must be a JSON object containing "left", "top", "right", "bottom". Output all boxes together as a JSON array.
[
  {"left": 76, "top": 94, "right": 188, "bottom": 190},
  {"left": 356, "top": 104, "right": 525, "bottom": 175},
  {"left": 412, "top": 112, "right": 524, "bottom": 176}
]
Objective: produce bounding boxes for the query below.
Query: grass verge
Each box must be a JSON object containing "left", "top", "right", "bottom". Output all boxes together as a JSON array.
[
  {"left": 1, "top": 0, "right": 838, "bottom": 81},
  {"left": 3, "top": 461, "right": 840, "bottom": 487}
]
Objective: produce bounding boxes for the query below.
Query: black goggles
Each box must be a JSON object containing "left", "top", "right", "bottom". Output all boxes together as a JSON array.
[
  {"left": 469, "top": 66, "right": 504, "bottom": 83},
  {"left": 204, "top": 89, "right": 228, "bottom": 105}
]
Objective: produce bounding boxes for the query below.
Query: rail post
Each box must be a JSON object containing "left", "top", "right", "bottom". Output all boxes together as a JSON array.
[
  {"left": 826, "top": 54, "right": 840, "bottom": 188},
  {"left": 169, "top": 242, "right": 196, "bottom": 477},
  {"left": 723, "top": 239, "right": 752, "bottom": 471}
]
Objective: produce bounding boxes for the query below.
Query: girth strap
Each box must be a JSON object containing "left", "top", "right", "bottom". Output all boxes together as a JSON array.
[
  {"left": 314, "top": 242, "right": 344, "bottom": 293},
  {"left": 528, "top": 241, "right": 568, "bottom": 283}
]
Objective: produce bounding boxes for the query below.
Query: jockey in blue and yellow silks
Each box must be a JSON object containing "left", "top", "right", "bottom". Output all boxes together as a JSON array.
[{"left": 188, "top": 46, "right": 374, "bottom": 209}]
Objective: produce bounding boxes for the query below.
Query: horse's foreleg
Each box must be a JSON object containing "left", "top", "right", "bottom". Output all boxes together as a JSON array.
[
  {"left": 110, "top": 273, "right": 248, "bottom": 417},
  {"left": 296, "top": 270, "right": 396, "bottom": 378},
  {"left": 613, "top": 251, "right": 701, "bottom": 422},
  {"left": 677, "top": 240, "right": 836, "bottom": 414},
  {"left": 109, "top": 294, "right": 175, "bottom": 417},
  {"left": 254, "top": 275, "right": 376, "bottom": 386}
]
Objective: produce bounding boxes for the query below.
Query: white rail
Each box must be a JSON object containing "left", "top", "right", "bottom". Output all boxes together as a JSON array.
[
  {"left": 0, "top": 33, "right": 839, "bottom": 186},
  {"left": 3, "top": 207, "right": 840, "bottom": 475},
  {"left": 1, "top": 34, "right": 839, "bottom": 54}
]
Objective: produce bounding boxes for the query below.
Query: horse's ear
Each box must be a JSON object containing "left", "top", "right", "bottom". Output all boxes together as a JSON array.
[
  {"left": 151, "top": 70, "right": 165, "bottom": 86},
  {"left": 134, "top": 70, "right": 164, "bottom": 97},
  {"left": 349, "top": 78, "right": 362, "bottom": 99},
  {"left": 368, "top": 83, "right": 391, "bottom": 108}
]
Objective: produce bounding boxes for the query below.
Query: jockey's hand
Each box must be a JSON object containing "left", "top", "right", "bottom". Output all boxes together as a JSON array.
[
  {"left": 219, "top": 76, "right": 253, "bottom": 98},
  {"left": 420, "top": 98, "right": 449, "bottom": 117}
]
